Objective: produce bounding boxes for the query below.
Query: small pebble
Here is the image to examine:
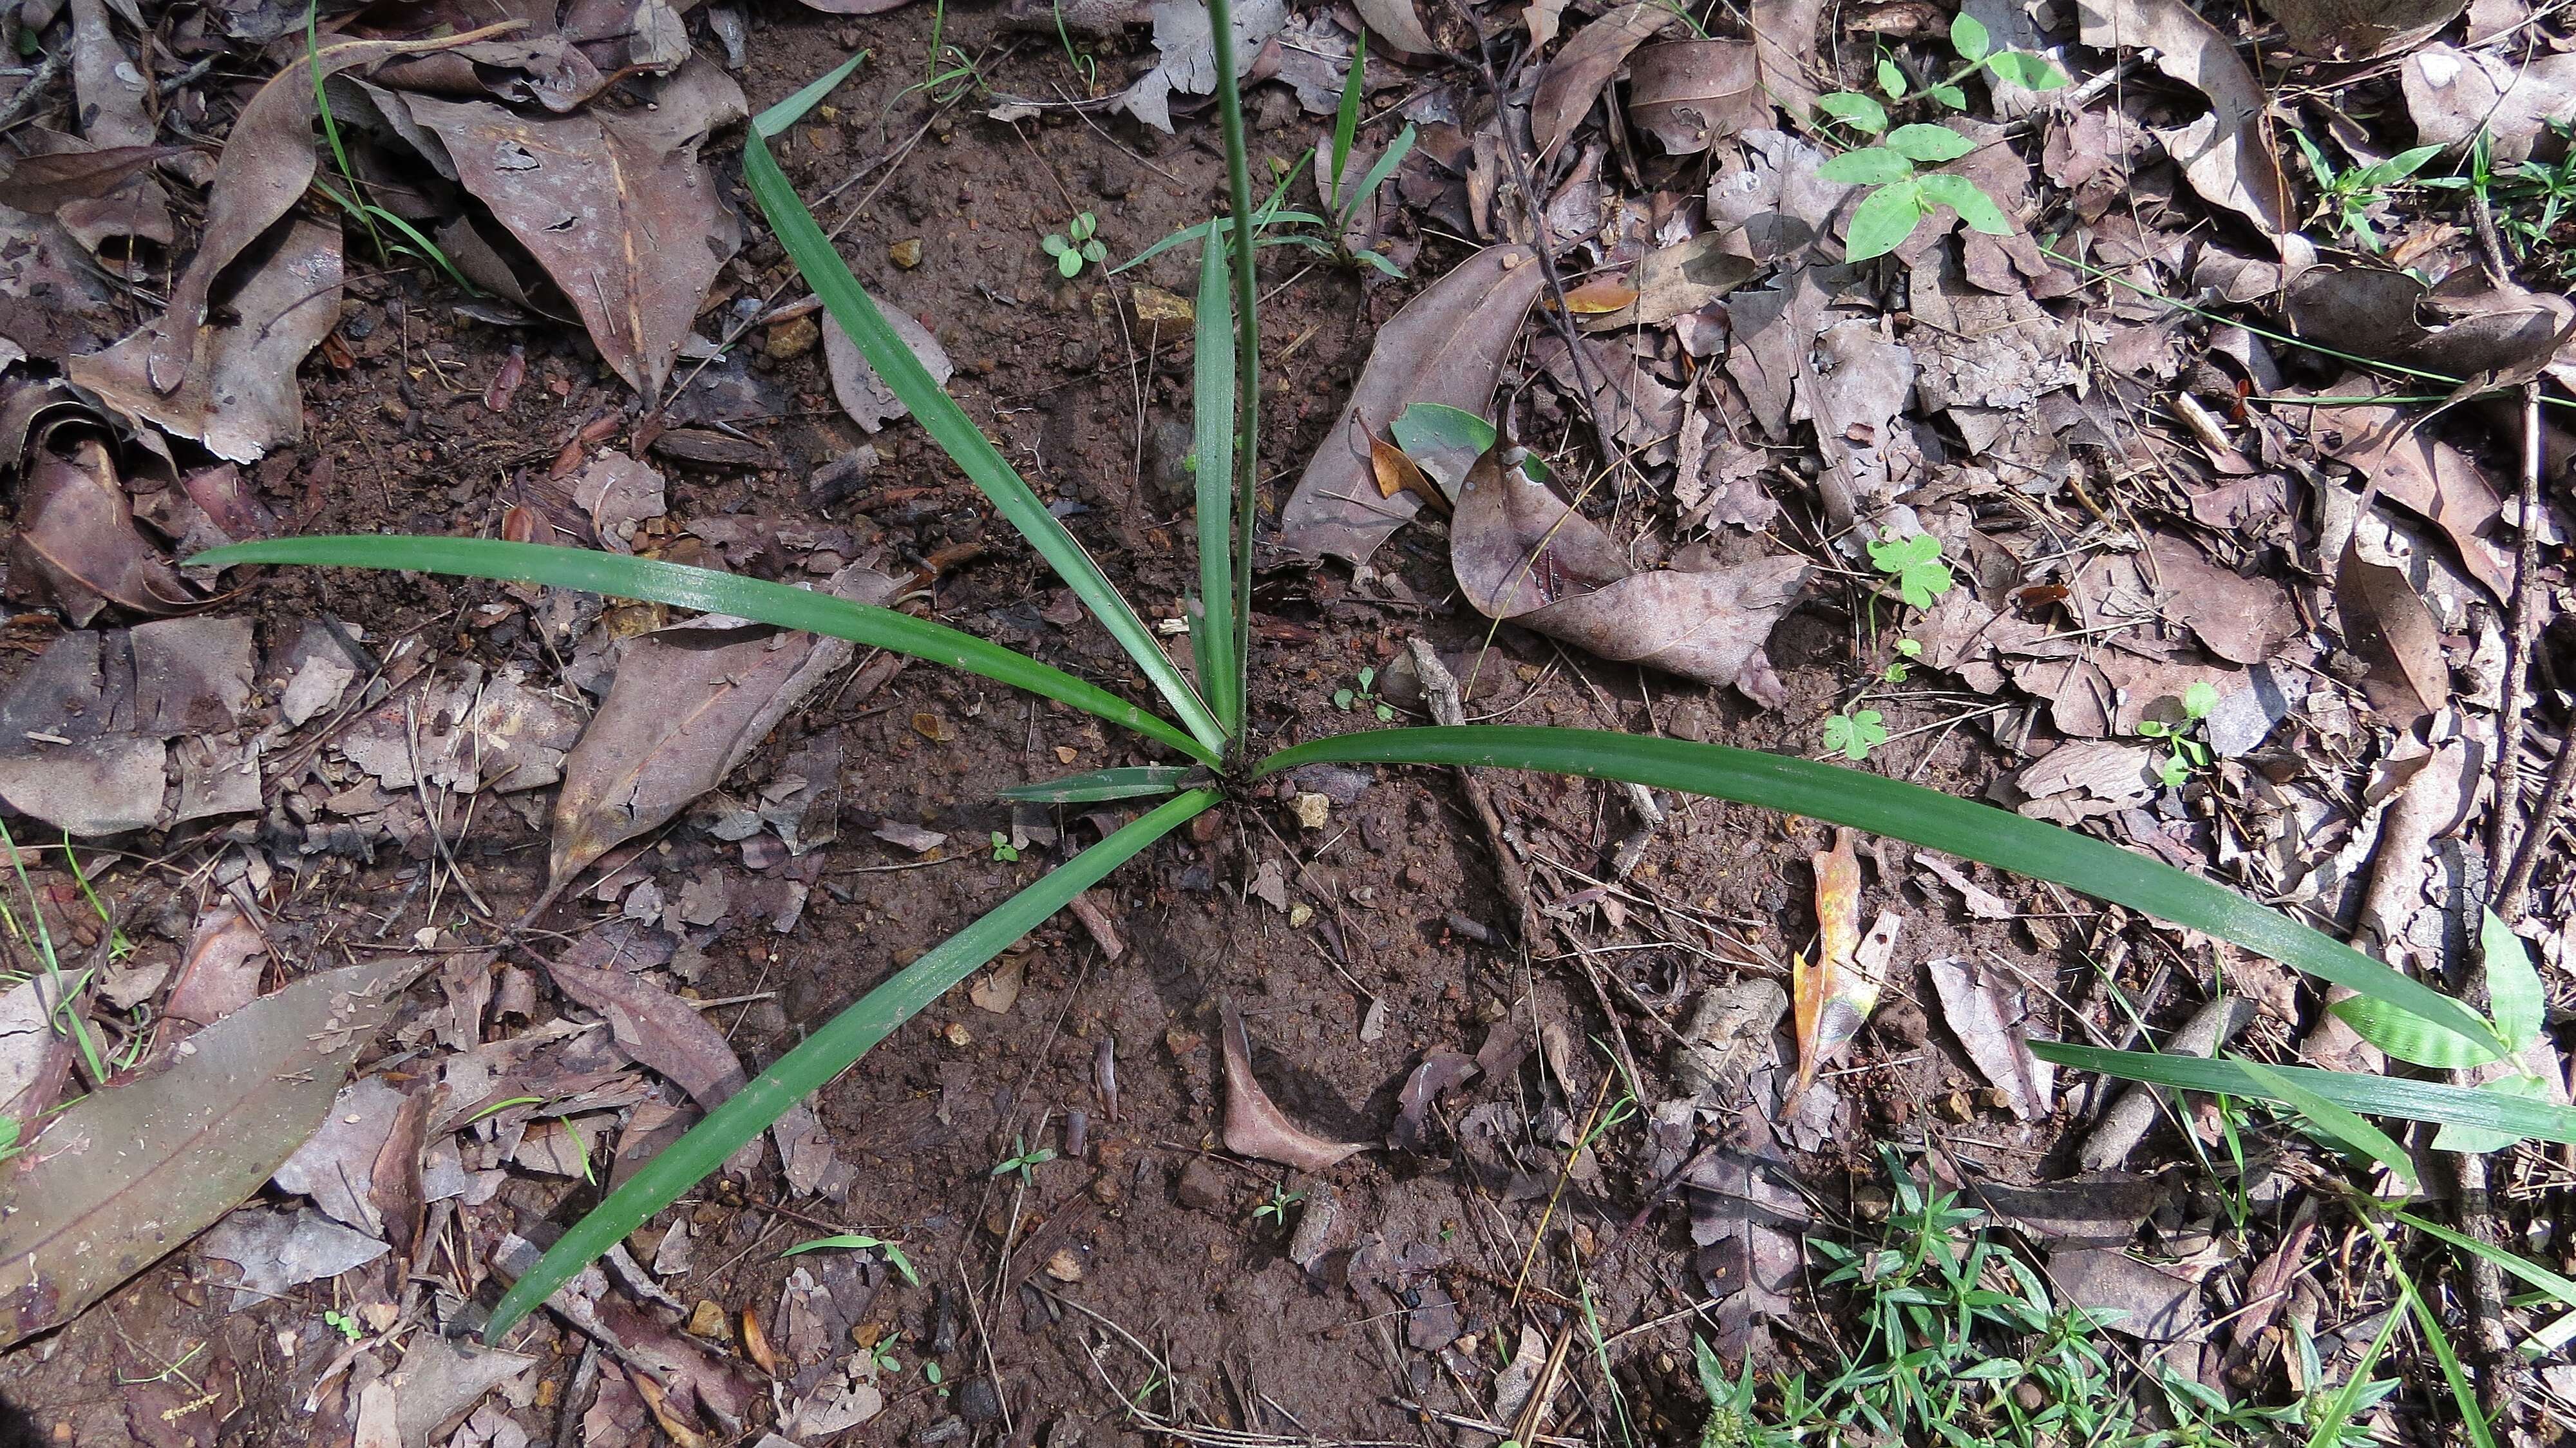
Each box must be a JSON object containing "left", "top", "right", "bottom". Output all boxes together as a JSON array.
[
  {"left": 685, "top": 1299, "right": 726, "bottom": 1338},
  {"left": 958, "top": 1377, "right": 1003, "bottom": 1425},
  {"left": 890, "top": 238, "right": 924, "bottom": 268}
]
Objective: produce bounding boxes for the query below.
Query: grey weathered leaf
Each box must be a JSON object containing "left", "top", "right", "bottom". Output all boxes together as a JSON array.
[
  {"left": 1923, "top": 957, "right": 2053, "bottom": 1121},
  {"left": 1452, "top": 448, "right": 1808, "bottom": 696},
  {"left": 822, "top": 300, "right": 955, "bottom": 433},
  {"left": 1627, "top": 40, "right": 1767, "bottom": 155},
  {"left": 1276, "top": 245, "right": 1544, "bottom": 566},
  {"left": 2402, "top": 43, "right": 2576, "bottom": 161},
  {"left": 198, "top": 1205, "right": 390, "bottom": 1311},
  {"left": 2075, "top": 0, "right": 2295, "bottom": 238},
  {"left": 2335, "top": 534, "right": 2450, "bottom": 729},
  {"left": 2259, "top": 0, "right": 2464, "bottom": 57},
  {"left": 0, "top": 955, "right": 419, "bottom": 1348}
]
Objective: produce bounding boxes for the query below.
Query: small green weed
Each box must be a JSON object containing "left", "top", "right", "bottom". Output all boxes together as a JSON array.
[
  {"left": 1333, "top": 666, "right": 1396, "bottom": 721},
  {"left": 989, "top": 831, "right": 1020, "bottom": 862},
  {"left": 1042, "top": 213, "right": 1107, "bottom": 278},
  {"left": 779, "top": 1232, "right": 923, "bottom": 1285},
  {"left": 2292, "top": 133, "right": 2445, "bottom": 252},
  {"left": 1882, "top": 638, "right": 1922, "bottom": 683},
  {"left": 1868, "top": 531, "right": 1956, "bottom": 609},
  {"left": 990, "top": 1136, "right": 1056, "bottom": 1185},
  {"left": 1252, "top": 1183, "right": 1303, "bottom": 1227},
  {"left": 323, "top": 1308, "right": 364, "bottom": 1342},
  {"left": 1814, "top": 14, "right": 2066, "bottom": 260},
  {"left": 2136, "top": 680, "right": 2219, "bottom": 788},
  {"left": 1822, "top": 708, "right": 1889, "bottom": 762}
]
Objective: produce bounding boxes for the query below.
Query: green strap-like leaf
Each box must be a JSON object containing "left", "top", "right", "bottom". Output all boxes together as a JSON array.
[
  {"left": 485, "top": 786, "right": 1219, "bottom": 1340},
  {"left": 999, "top": 765, "right": 1194, "bottom": 803},
  {"left": 741, "top": 126, "right": 1226, "bottom": 757},
  {"left": 2031, "top": 1042, "right": 2576, "bottom": 1145},
  {"left": 1253, "top": 727, "right": 2494, "bottom": 1044},
  {"left": 2235, "top": 1058, "right": 2418, "bottom": 1192},
  {"left": 1191, "top": 226, "right": 1241, "bottom": 740},
  {"left": 192, "top": 537, "right": 1220, "bottom": 766}
]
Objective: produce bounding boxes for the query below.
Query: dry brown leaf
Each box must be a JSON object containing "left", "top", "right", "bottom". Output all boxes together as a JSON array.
[
  {"left": 1560, "top": 275, "right": 1642, "bottom": 313},
  {"left": 2261, "top": 0, "right": 2465, "bottom": 57},
  {"left": 2287, "top": 264, "right": 2574, "bottom": 390},
  {"left": 386, "top": 58, "right": 745, "bottom": 403},
  {"left": 547, "top": 565, "right": 903, "bottom": 895},
  {"left": 1791, "top": 828, "right": 1875, "bottom": 1099},
  {"left": 1531, "top": 3, "right": 1684, "bottom": 158},
  {"left": 2289, "top": 382, "right": 2511, "bottom": 599},
  {"left": 1, "top": 141, "right": 189, "bottom": 220},
  {"left": 2335, "top": 533, "right": 2450, "bottom": 729},
  {"left": 2403, "top": 44, "right": 2576, "bottom": 162},
  {"left": 59, "top": 0, "right": 171, "bottom": 249},
  {"left": 1350, "top": 0, "right": 1437, "bottom": 52},
  {"left": 1751, "top": 0, "right": 1824, "bottom": 119},
  {"left": 1627, "top": 39, "right": 1767, "bottom": 155},
  {"left": 8, "top": 437, "right": 193, "bottom": 625},
  {"left": 72, "top": 217, "right": 343, "bottom": 461},
  {"left": 1924, "top": 957, "right": 2053, "bottom": 1120},
  {"left": 166, "top": 903, "right": 268, "bottom": 1029},
  {"left": 144, "top": 25, "right": 516, "bottom": 397},
  {"left": 2075, "top": 0, "right": 2295, "bottom": 240},
  {"left": 1367, "top": 425, "right": 1445, "bottom": 511},
  {"left": 0, "top": 956, "right": 418, "bottom": 1348},
  {"left": 1219, "top": 998, "right": 1367, "bottom": 1172},
  {"left": 1277, "top": 245, "right": 1544, "bottom": 566},
  {"left": 1451, "top": 448, "right": 1808, "bottom": 696}
]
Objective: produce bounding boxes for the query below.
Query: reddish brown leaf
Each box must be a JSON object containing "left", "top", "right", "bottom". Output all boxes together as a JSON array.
[
  {"left": 1791, "top": 828, "right": 1876, "bottom": 1098},
  {"left": 8, "top": 439, "right": 193, "bottom": 625},
  {"left": 1219, "top": 1000, "right": 1367, "bottom": 1172},
  {"left": 1531, "top": 3, "right": 1683, "bottom": 158}
]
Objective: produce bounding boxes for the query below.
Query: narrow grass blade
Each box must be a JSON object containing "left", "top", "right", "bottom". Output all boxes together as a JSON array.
[
  {"left": 485, "top": 787, "right": 1218, "bottom": 1339},
  {"left": 777, "top": 1234, "right": 918, "bottom": 1285},
  {"left": 2393, "top": 1208, "right": 2576, "bottom": 1355},
  {"left": 742, "top": 126, "right": 1225, "bottom": 756},
  {"left": 2362, "top": 1219, "right": 2500, "bottom": 1448},
  {"left": 2031, "top": 1042, "right": 2576, "bottom": 1145},
  {"left": 999, "top": 765, "right": 1192, "bottom": 803},
  {"left": 1329, "top": 30, "right": 1365, "bottom": 210},
  {"left": 1111, "top": 211, "right": 1331, "bottom": 273},
  {"left": 1255, "top": 727, "right": 2494, "bottom": 1045},
  {"left": 754, "top": 50, "right": 867, "bottom": 135},
  {"left": 1205, "top": 0, "right": 1262, "bottom": 729},
  {"left": 1341, "top": 124, "right": 1417, "bottom": 224},
  {"left": 2235, "top": 1057, "right": 2418, "bottom": 1193},
  {"left": 192, "top": 537, "right": 1219, "bottom": 765},
  {"left": 1191, "top": 226, "right": 1240, "bottom": 741}
]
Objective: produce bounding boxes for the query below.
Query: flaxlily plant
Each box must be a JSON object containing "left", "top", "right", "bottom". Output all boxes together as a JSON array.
[{"left": 196, "top": 18, "right": 2573, "bottom": 1346}]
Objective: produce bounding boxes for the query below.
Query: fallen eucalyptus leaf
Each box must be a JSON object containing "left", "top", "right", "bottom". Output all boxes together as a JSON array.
[
  {"left": 2074, "top": 0, "right": 2295, "bottom": 238},
  {"left": 822, "top": 300, "right": 956, "bottom": 433},
  {"left": 1220, "top": 998, "right": 1367, "bottom": 1172},
  {"left": 1531, "top": 3, "right": 1684, "bottom": 158},
  {"left": 0, "top": 955, "right": 419, "bottom": 1348},
  {"left": 1627, "top": 39, "right": 1767, "bottom": 155}
]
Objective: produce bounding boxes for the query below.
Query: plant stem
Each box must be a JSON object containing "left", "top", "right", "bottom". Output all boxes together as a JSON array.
[{"left": 1204, "top": 0, "right": 1260, "bottom": 751}]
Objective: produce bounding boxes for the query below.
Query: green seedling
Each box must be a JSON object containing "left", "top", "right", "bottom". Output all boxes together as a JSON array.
[
  {"left": 1882, "top": 637, "right": 1922, "bottom": 683},
  {"left": 990, "top": 831, "right": 1020, "bottom": 862},
  {"left": 1867, "top": 531, "right": 1956, "bottom": 609},
  {"left": 1815, "top": 14, "right": 2066, "bottom": 260},
  {"left": 2293, "top": 133, "right": 2445, "bottom": 251},
  {"left": 1041, "top": 213, "right": 1108, "bottom": 278},
  {"left": 1822, "top": 708, "right": 1888, "bottom": 762},
  {"left": 1050, "top": 0, "right": 1100, "bottom": 91},
  {"left": 1252, "top": 1184, "right": 1303, "bottom": 1227},
  {"left": 990, "top": 1136, "right": 1056, "bottom": 1185},
  {"left": 1333, "top": 666, "right": 1396, "bottom": 721},
  {"left": 2135, "top": 679, "right": 2219, "bottom": 788},
  {"left": 1317, "top": 33, "right": 1416, "bottom": 278},
  {"left": 779, "top": 1233, "right": 922, "bottom": 1286},
  {"left": 200, "top": 36, "right": 2572, "bottom": 1349},
  {"left": 323, "top": 1308, "right": 364, "bottom": 1342}
]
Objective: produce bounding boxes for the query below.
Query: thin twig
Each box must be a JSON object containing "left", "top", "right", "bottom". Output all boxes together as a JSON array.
[{"left": 2497, "top": 727, "right": 2575, "bottom": 919}]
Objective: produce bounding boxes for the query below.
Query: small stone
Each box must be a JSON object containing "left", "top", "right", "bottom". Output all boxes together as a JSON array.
[
  {"left": 957, "top": 1377, "right": 1003, "bottom": 1425},
  {"left": 686, "top": 1299, "right": 726, "bottom": 1337},
  {"left": 1286, "top": 1181, "right": 1338, "bottom": 1272},
  {"left": 764, "top": 314, "right": 819, "bottom": 359},
  {"left": 890, "top": 238, "right": 924, "bottom": 269},
  {"left": 1129, "top": 285, "right": 1193, "bottom": 333},
  {"left": 1937, "top": 1089, "right": 1973, "bottom": 1123},
  {"left": 1043, "top": 1247, "right": 1085, "bottom": 1282},
  {"left": 1287, "top": 902, "right": 1313, "bottom": 928},
  {"left": 942, "top": 1021, "right": 972, "bottom": 1048},
  {"left": 1176, "top": 1157, "right": 1229, "bottom": 1213},
  {"left": 1291, "top": 792, "right": 1330, "bottom": 830}
]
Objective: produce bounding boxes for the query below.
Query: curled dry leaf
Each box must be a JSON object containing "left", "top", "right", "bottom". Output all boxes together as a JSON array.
[
  {"left": 1350, "top": 0, "right": 1436, "bottom": 52},
  {"left": 1791, "top": 828, "right": 1877, "bottom": 1099},
  {"left": 0, "top": 955, "right": 419, "bottom": 1348},
  {"left": 144, "top": 24, "right": 519, "bottom": 397},
  {"left": 1115, "top": 0, "right": 1287, "bottom": 132},
  {"left": 1627, "top": 40, "right": 1767, "bottom": 155},
  {"left": 2287, "top": 381, "right": 2511, "bottom": 598},
  {"left": 59, "top": 0, "right": 172, "bottom": 249},
  {"left": 1451, "top": 447, "right": 1808, "bottom": 697},
  {"left": 386, "top": 58, "right": 746, "bottom": 403},
  {"left": 72, "top": 217, "right": 343, "bottom": 462},
  {"left": 1751, "top": 0, "right": 1824, "bottom": 119},
  {"left": 2287, "top": 264, "right": 2575, "bottom": 390},
  {"left": 2074, "top": 0, "right": 2295, "bottom": 241},
  {"left": 1219, "top": 998, "right": 1367, "bottom": 1172},
  {"left": 822, "top": 300, "right": 956, "bottom": 433},
  {"left": 9, "top": 437, "right": 193, "bottom": 625},
  {"left": 1531, "top": 3, "right": 1685, "bottom": 159},
  {"left": 1277, "top": 245, "right": 1544, "bottom": 566}
]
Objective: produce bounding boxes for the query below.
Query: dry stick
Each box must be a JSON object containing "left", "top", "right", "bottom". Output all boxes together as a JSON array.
[
  {"left": 2497, "top": 728, "right": 2575, "bottom": 919},
  {"left": 2076, "top": 996, "right": 2251, "bottom": 1173},
  {"left": 1408, "top": 637, "right": 1538, "bottom": 942},
  {"left": 2483, "top": 382, "right": 2546, "bottom": 896}
]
